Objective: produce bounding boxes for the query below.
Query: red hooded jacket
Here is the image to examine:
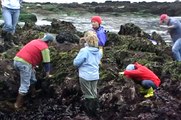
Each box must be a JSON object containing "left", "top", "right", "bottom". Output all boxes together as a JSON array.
[{"left": 124, "top": 62, "right": 161, "bottom": 87}]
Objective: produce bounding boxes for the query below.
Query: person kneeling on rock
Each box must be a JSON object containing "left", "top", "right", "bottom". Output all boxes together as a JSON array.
[
  {"left": 119, "top": 62, "right": 161, "bottom": 98},
  {"left": 73, "top": 31, "right": 102, "bottom": 117},
  {"left": 13, "top": 33, "right": 55, "bottom": 109}
]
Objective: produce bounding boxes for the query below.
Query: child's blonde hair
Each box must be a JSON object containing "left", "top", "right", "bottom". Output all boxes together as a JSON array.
[{"left": 84, "top": 31, "right": 98, "bottom": 47}]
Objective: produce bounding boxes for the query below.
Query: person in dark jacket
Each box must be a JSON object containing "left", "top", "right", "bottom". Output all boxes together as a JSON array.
[
  {"left": 73, "top": 31, "right": 102, "bottom": 117},
  {"left": 13, "top": 33, "right": 55, "bottom": 109},
  {"left": 119, "top": 62, "right": 161, "bottom": 98}
]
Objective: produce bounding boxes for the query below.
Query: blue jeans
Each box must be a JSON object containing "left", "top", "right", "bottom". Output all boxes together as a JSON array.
[
  {"left": 172, "top": 38, "right": 181, "bottom": 61},
  {"left": 141, "top": 80, "right": 157, "bottom": 89},
  {"left": 2, "top": 7, "right": 20, "bottom": 34},
  {"left": 14, "top": 61, "right": 37, "bottom": 94}
]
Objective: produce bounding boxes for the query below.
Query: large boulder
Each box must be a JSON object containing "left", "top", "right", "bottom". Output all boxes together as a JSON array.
[
  {"left": 56, "top": 31, "right": 80, "bottom": 44},
  {"left": 118, "top": 23, "right": 150, "bottom": 38},
  {"left": 19, "top": 13, "right": 37, "bottom": 22}
]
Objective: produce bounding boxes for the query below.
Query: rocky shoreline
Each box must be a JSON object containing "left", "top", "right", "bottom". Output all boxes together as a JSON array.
[
  {"left": 0, "top": 17, "right": 180, "bottom": 119},
  {"left": 8, "top": 1, "right": 180, "bottom": 23}
]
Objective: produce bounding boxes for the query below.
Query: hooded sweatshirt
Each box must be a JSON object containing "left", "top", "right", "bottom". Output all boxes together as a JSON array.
[
  {"left": 73, "top": 46, "right": 102, "bottom": 81},
  {"left": 94, "top": 26, "right": 107, "bottom": 46},
  {"left": 124, "top": 62, "right": 161, "bottom": 87},
  {"left": 1, "top": 0, "right": 22, "bottom": 9}
]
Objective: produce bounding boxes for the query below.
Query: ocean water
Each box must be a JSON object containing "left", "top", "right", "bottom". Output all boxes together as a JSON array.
[
  {"left": 34, "top": 13, "right": 172, "bottom": 43},
  {"left": 0, "top": 13, "right": 172, "bottom": 43}
]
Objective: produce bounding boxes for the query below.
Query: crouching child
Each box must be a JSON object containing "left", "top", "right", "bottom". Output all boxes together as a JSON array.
[{"left": 119, "top": 62, "right": 161, "bottom": 98}]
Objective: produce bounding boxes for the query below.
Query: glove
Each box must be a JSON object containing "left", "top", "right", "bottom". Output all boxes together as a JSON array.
[
  {"left": 47, "top": 75, "right": 53, "bottom": 78},
  {"left": 44, "top": 74, "right": 54, "bottom": 79},
  {"left": 48, "top": 75, "right": 53, "bottom": 78},
  {"left": 119, "top": 72, "right": 124, "bottom": 76}
]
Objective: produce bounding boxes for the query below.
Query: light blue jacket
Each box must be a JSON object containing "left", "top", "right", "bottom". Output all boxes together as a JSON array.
[
  {"left": 73, "top": 46, "right": 102, "bottom": 81},
  {"left": 1, "top": 0, "right": 22, "bottom": 9}
]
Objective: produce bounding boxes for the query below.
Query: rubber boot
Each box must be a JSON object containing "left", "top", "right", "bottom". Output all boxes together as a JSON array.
[
  {"left": 144, "top": 87, "right": 154, "bottom": 98},
  {"left": 83, "top": 98, "right": 91, "bottom": 115},
  {"left": 14, "top": 93, "right": 25, "bottom": 109},
  {"left": 91, "top": 98, "right": 99, "bottom": 118},
  {"left": 1, "top": 30, "right": 7, "bottom": 38},
  {"left": 0, "top": 31, "right": 6, "bottom": 45},
  {"left": 4, "top": 32, "right": 18, "bottom": 48},
  {"left": 83, "top": 98, "right": 99, "bottom": 118},
  {"left": 139, "top": 86, "right": 148, "bottom": 94}
]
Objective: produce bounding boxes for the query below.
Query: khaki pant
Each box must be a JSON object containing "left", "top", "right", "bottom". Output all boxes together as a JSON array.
[{"left": 79, "top": 77, "right": 98, "bottom": 99}]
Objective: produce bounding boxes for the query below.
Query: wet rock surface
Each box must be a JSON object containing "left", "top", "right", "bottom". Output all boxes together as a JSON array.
[{"left": 0, "top": 20, "right": 180, "bottom": 119}]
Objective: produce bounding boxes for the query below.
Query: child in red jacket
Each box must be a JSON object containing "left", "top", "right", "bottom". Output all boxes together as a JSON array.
[{"left": 119, "top": 62, "right": 161, "bottom": 98}]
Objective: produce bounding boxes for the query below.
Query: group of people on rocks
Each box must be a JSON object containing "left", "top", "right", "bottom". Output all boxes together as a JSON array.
[{"left": 1, "top": 0, "right": 180, "bottom": 118}]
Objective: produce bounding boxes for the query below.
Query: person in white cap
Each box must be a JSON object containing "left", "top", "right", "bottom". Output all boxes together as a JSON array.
[{"left": 13, "top": 33, "right": 55, "bottom": 109}]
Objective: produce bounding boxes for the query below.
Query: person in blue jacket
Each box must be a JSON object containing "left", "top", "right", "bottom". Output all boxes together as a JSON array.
[
  {"left": 91, "top": 16, "right": 107, "bottom": 54},
  {"left": 160, "top": 14, "right": 181, "bottom": 61},
  {"left": 73, "top": 31, "right": 102, "bottom": 117}
]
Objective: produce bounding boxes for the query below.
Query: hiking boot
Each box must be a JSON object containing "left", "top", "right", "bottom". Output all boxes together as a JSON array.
[
  {"left": 14, "top": 93, "right": 25, "bottom": 109},
  {"left": 83, "top": 98, "right": 99, "bottom": 118},
  {"left": 144, "top": 87, "right": 154, "bottom": 98}
]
